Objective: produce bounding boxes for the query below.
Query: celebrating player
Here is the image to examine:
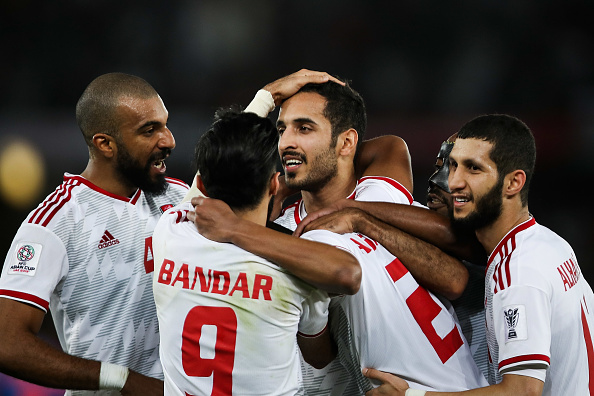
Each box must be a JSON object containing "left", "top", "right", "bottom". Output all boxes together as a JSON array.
[
  {"left": 363, "top": 114, "right": 594, "bottom": 396},
  {"left": 152, "top": 108, "right": 362, "bottom": 395},
  {"left": 0, "top": 73, "right": 189, "bottom": 395},
  {"left": 191, "top": 78, "right": 488, "bottom": 394}
]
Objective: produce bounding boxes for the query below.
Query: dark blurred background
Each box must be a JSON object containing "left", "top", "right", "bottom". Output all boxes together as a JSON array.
[{"left": 1, "top": 1, "right": 593, "bottom": 393}]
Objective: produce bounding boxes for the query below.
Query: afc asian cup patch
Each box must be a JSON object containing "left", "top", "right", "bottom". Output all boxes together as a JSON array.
[
  {"left": 9, "top": 242, "right": 43, "bottom": 277},
  {"left": 503, "top": 304, "right": 527, "bottom": 343}
]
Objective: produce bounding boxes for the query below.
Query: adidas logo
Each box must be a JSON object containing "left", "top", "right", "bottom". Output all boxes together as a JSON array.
[{"left": 98, "top": 230, "right": 120, "bottom": 249}]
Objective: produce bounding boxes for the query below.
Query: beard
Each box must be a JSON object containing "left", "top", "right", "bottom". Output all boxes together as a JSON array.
[
  {"left": 451, "top": 177, "right": 503, "bottom": 233},
  {"left": 116, "top": 143, "right": 170, "bottom": 195},
  {"left": 283, "top": 145, "right": 338, "bottom": 193}
]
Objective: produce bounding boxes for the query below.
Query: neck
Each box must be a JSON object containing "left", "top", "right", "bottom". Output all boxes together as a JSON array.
[
  {"left": 233, "top": 198, "right": 270, "bottom": 226},
  {"left": 81, "top": 159, "right": 137, "bottom": 198},
  {"left": 476, "top": 204, "right": 531, "bottom": 256},
  {"left": 301, "top": 168, "right": 357, "bottom": 214}
]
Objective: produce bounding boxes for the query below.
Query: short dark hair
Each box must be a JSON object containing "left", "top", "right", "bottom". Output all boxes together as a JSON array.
[
  {"left": 76, "top": 72, "right": 158, "bottom": 147},
  {"left": 194, "top": 107, "right": 278, "bottom": 211},
  {"left": 298, "top": 79, "right": 367, "bottom": 155},
  {"left": 457, "top": 114, "right": 536, "bottom": 205}
]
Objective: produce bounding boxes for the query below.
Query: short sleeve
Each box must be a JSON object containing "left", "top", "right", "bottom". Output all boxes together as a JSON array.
[
  {"left": 0, "top": 223, "right": 68, "bottom": 312},
  {"left": 493, "top": 284, "right": 551, "bottom": 377},
  {"left": 298, "top": 288, "right": 330, "bottom": 337}
]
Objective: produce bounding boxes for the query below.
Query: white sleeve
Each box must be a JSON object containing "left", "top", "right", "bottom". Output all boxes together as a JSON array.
[
  {"left": 298, "top": 289, "right": 330, "bottom": 337},
  {"left": 493, "top": 284, "right": 551, "bottom": 381},
  {"left": 0, "top": 223, "right": 68, "bottom": 312},
  {"left": 355, "top": 176, "right": 413, "bottom": 205}
]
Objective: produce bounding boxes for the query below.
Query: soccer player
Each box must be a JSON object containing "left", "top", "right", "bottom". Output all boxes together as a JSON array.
[
  {"left": 0, "top": 73, "right": 189, "bottom": 395},
  {"left": 363, "top": 114, "right": 594, "bottom": 396},
  {"left": 297, "top": 134, "right": 489, "bottom": 378},
  {"left": 152, "top": 108, "right": 361, "bottom": 395},
  {"left": 191, "top": 80, "right": 487, "bottom": 394}
]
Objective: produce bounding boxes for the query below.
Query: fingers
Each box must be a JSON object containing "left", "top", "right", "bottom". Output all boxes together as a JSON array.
[
  {"left": 362, "top": 367, "right": 389, "bottom": 382},
  {"left": 190, "top": 196, "right": 206, "bottom": 206}
]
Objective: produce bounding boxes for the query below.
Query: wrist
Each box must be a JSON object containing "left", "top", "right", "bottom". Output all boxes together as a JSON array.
[
  {"left": 243, "top": 89, "right": 275, "bottom": 117},
  {"left": 99, "top": 362, "right": 129, "bottom": 391}
]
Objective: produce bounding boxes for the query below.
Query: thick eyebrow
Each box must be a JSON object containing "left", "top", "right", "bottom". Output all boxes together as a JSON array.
[{"left": 277, "top": 117, "right": 318, "bottom": 128}]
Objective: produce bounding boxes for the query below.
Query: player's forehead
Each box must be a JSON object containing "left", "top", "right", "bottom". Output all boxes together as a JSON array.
[
  {"left": 278, "top": 92, "right": 327, "bottom": 125},
  {"left": 451, "top": 138, "right": 491, "bottom": 159},
  {"left": 116, "top": 95, "right": 168, "bottom": 130}
]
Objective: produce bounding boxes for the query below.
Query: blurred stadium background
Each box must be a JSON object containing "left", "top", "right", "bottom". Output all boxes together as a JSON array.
[{"left": 1, "top": 1, "right": 593, "bottom": 393}]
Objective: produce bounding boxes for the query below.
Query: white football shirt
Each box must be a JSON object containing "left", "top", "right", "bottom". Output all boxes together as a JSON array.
[
  {"left": 485, "top": 217, "right": 594, "bottom": 395},
  {"left": 0, "top": 174, "right": 189, "bottom": 395},
  {"left": 275, "top": 176, "right": 487, "bottom": 394},
  {"left": 152, "top": 202, "right": 331, "bottom": 396}
]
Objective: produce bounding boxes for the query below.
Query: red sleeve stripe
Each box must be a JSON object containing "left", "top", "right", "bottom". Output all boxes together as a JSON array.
[
  {"left": 358, "top": 176, "right": 414, "bottom": 204},
  {"left": 0, "top": 290, "right": 49, "bottom": 312},
  {"left": 130, "top": 189, "right": 142, "bottom": 205},
  {"left": 298, "top": 323, "right": 328, "bottom": 338},
  {"left": 29, "top": 181, "right": 77, "bottom": 226},
  {"left": 28, "top": 182, "right": 68, "bottom": 224},
  {"left": 166, "top": 177, "right": 190, "bottom": 189},
  {"left": 498, "top": 354, "right": 550, "bottom": 370}
]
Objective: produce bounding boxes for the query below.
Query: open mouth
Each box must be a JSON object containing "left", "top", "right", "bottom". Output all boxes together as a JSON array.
[{"left": 282, "top": 153, "right": 305, "bottom": 171}]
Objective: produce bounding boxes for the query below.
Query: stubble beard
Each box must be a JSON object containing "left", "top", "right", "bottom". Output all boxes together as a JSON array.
[
  {"left": 451, "top": 178, "right": 504, "bottom": 233},
  {"left": 284, "top": 145, "right": 338, "bottom": 193}
]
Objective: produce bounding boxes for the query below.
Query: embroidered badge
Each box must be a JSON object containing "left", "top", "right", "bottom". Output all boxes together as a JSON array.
[
  {"left": 503, "top": 304, "right": 527, "bottom": 343},
  {"left": 9, "top": 242, "right": 43, "bottom": 276}
]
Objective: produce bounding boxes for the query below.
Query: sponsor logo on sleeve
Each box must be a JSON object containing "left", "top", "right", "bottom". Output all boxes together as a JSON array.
[
  {"left": 9, "top": 242, "right": 43, "bottom": 276},
  {"left": 503, "top": 304, "right": 527, "bottom": 343}
]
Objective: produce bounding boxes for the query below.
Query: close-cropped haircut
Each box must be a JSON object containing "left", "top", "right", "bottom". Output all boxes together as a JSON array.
[
  {"left": 75, "top": 72, "right": 158, "bottom": 147},
  {"left": 297, "top": 79, "right": 367, "bottom": 155},
  {"left": 457, "top": 114, "right": 536, "bottom": 206},
  {"left": 194, "top": 107, "right": 279, "bottom": 211}
]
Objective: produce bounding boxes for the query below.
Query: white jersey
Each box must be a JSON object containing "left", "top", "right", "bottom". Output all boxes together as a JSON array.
[
  {"left": 152, "top": 202, "right": 331, "bottom": 396},
  {"left": 0, "top": 174, "right": 189, "bottom": 396},
  {"left": 275, "top": 176, "right": 487, "bottom": 394},
  {"left": 485, "top": 217, "right": 594, "bottom": 395}
]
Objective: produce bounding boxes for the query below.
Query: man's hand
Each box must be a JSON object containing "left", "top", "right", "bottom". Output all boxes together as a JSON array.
[
  {"left": 293, "top": 199, "right": 355, "bottom": 236},
  {"left": 187, "top": 196, "right": 238, "bottom": 243},
  {"left": 263, "top": 69, "right": 345, "bottom": 106},
  {"left": 297, "top": 207, "right": 367, "bottom": 237},
  {"left": 363, "top": 368, "right": 410, "bottom": 396},
  {"left": 120, "top": 370, "right": 163, "bottom": 396}
]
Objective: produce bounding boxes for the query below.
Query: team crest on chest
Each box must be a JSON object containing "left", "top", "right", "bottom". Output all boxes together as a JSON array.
[{"left": 9, "top": 242, "right": 43, "bottom": 276}]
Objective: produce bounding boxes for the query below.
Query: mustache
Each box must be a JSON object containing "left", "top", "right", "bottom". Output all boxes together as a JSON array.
[
  {"left": 149, "top": 148, "right": 171, "bottom": 162},
  {"left": 281, "top": 150, "right": 306, "bottom": 163}
]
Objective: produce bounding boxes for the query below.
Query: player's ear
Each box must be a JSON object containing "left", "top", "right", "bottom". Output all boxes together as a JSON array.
[
  {"left": 269, "top": 172, "right": 280, "bottom": 196},
  {"left": 338, "top": 128, "right": 358, "bottom": 157},
  {"left": 504, "top": 169, "right": 526, "bottom": 198},
  {"left": 92, "top": 133, "right": 116, "bottom": 159},
  {"left": 196, "top": 174, "right": 209, "bottom": 197}
]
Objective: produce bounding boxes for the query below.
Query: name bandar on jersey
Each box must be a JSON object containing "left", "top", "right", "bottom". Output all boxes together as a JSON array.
[
  {"left": 0, "top": 174, "right": 189, "bottom": 395},
  {"left": 152, "top": 202, "right": 330, "bottom": 396},
  {"left": 275, "top": 176, "right": 487, "bottom": 394},
  {"left": 485, "top": 217, "right": 594, "bottom": 395}
]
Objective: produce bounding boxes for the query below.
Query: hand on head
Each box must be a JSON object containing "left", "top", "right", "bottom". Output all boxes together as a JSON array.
[{"left": 264, "top": 69, "right": 345, "bottom": 106}]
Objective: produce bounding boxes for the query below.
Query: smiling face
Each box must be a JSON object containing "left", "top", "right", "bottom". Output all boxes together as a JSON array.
[
  {"left": 448, "top": 137, "right": 503, "bottom": 231},
  {"left": 113, "top": 95, "right": 175, "bottom": 194},
  {"left": 426, "top": 140, "right": 455, "bottom": 216},
  {"left": 277, "top": 92, "right": 339, "bottom": 192}
]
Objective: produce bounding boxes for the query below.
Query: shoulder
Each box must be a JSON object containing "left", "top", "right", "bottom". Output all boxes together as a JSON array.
[
  {"left": 24, "top": 176, "right": 86, "bottom": 228},
  {"left": 355, "top": 176, "right": 414, "bottom": 205}
]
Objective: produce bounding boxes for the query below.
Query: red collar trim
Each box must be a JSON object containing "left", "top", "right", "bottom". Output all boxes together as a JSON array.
[
  {"left": 487, "top": 217, "right": 536, "bottom": 269},
  {"left": 63, "top": 174, "right": 141, "bottom": 203}
]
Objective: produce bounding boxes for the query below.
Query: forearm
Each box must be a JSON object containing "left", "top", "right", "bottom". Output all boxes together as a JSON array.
[
  {"left": 0, "top": 327, "right": 101, "bottom": 389},
  {"left": 353, "top": 212, "right": 468, "bottom": 300},
  {"left": 229, "top": 220, "right": 361, "bottom": 294},
  {"left": 345, "top": 200, "right": 480, "bottom": 262}
]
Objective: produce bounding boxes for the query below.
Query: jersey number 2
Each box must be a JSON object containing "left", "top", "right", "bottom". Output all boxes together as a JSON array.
[{"left": 182, "top": 306, "right": 237, "bottom": 395}]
